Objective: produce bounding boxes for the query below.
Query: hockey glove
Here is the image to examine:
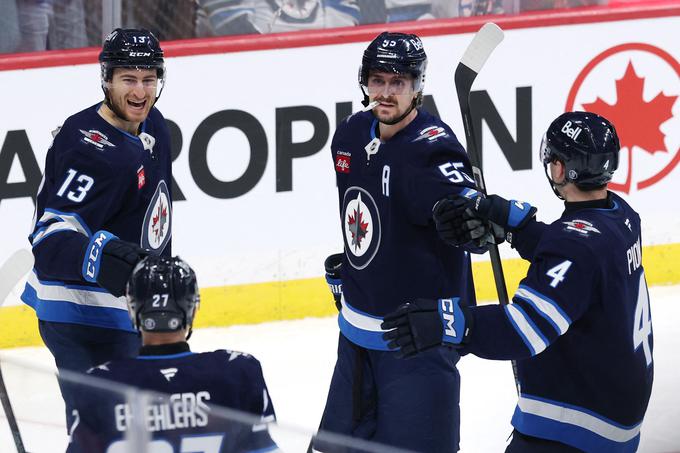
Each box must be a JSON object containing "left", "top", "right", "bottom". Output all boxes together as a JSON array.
[
  {"left": 467, "top": 194, "right": 536, "bottom": 232},
  {"left": 381, "top": 298, "right": 470, "bottom": 359},
  {"left": 324, "top": 253, "right": 343, "bottom": 311},
  {"left": 433, "top": 191, "right": 497, "bottom": 249},
  {"left": 82, "top": 231, "right": 149, "bottom": 297}
]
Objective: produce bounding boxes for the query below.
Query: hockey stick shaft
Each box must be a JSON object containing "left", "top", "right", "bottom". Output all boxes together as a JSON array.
[
  {"left": 0, "top": 249, "right": 34, "bottom": 453},
  {"left": 455, "top": 24, "right": 520, "bottom": 393}
]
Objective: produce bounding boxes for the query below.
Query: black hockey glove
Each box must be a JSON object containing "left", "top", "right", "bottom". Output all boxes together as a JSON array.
[
  {"left": 82, "top": 231, "right": 149, "bottom": 297},
  {"left": 433, "top": 194, "right": 489, "bottom": 248},
  {"left": 324, "top": 253, "right": 343, "bottom": 311},
  {"left": 381, "top": 298, "right": 470, "bottom": 359}
]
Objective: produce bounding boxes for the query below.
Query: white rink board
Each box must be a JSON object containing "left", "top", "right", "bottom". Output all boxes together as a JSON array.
[{"left": 1, "top": 15, "right": 679, "bottom": 307}]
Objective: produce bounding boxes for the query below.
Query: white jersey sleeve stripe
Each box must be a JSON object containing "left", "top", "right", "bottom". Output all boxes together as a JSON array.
[
  {"left": 505, "top": 304, "right": 549, "bottom": 356},
  {"left": 515, "top": 285, "right": 571, "bottom": 335}
]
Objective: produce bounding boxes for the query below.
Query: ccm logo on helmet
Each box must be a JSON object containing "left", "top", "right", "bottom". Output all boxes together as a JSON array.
[
  {"left": 561, "top": 120, "right": 583, "bottom": 141},
  {"left": 129, "top": 52, "right": 152, "bottom": 57}
]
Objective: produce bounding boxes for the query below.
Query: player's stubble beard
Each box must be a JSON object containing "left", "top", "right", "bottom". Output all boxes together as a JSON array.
[
  {"left": 372, "top": 94, "right": 417, "bottom": 126},
  {"left": 105, "top": 89, "right": 153, "bottom": 126}
]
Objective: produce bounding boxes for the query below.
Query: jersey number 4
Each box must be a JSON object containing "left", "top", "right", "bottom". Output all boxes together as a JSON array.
[
  {"left": 57, "top": 168, "right": 94, "bottom": 203},
  {"left": 633, "top": 272, "right": 653, "bottom": 367}
]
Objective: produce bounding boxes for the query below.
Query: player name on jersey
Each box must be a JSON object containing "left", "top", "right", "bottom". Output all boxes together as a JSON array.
[{"left": 114, "top": 391, "right": 211, "bottom": 432}]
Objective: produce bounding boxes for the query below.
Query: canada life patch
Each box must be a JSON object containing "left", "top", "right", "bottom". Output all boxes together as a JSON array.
[
  {"left": 141, "top": 180, "right": 172, "bottom": 252},
  {"left": 336, "top": 150, "right": 351, "bottom": 173},
  {"left": 137, "top": 165, "right": 146, "bottom": 189}
]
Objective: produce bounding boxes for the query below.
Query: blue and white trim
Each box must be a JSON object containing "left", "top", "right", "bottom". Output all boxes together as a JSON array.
[
  {"left": 21, "top": 270, "right": 134, "bottom": 331},
  {"left": 504, "top": 304, "right": 549, "bottom": 356},
  {"left": 31, "top": 209, "right": 92, "bottom": 246},
  {"left": 512, "top": 393, "right": 642, "bottom": 452},
  {"left": 514, "top": 285, "right": 572, "bottom": 335},
  {"left": 338, "top": 295, "right": 389, "bottom": 351},
  {"left": 82, "top": 230, "right": 118, "bottom": 283}
]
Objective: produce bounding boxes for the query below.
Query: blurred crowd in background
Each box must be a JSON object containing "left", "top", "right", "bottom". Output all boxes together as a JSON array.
[{"left": 0, "top": 0, "right": 648, "bottom": 54}]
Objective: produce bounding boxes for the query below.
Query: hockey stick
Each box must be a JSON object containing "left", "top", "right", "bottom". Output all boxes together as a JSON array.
[
  {"left": 455, "top": 22, "right": 508, "bottom": 305},
  {"left": 455, "top": 24, "right": 521, "bottom": 392},
  {"left": 0, "top": 249, "right": 34, "bottom": 453}
]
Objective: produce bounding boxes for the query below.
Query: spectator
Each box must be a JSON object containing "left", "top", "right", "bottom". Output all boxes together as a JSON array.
[
  {"left": 198, "top": 0, "right": 359, "bottom": 36},
  {"left": 0, "top": 0, "right": 20, "bottom": 53},
  {"left": 16, "top": 0, "right": 88, "bottom": 51}
]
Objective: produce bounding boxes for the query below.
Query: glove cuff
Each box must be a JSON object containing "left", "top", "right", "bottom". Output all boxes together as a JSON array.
[
  {"left": 437, "top": 297, "right": 467, "bottom": 345},
  {"left": 82, "top": 230, "right": 118, "bottom": 282},
  {"left": 507, "top": 200, "right": 537, "bottom": 230}
]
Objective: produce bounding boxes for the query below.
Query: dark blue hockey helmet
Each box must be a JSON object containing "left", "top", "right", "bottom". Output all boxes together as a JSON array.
[
  {"left": 359, "top": 32, "right": 427, "bottom": 107},
  {"left": 541, "top": 111, "right": 620, "bottom": 196},
  {"left": 99, "top": 28, "right": 165, "bottom": 82},
  {"left": 126, "top": 256, "right": 200, "bottom": 335}
]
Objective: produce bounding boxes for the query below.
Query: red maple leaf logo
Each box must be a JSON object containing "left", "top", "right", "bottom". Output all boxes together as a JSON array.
[
  {"left": 583, "top": 61, "right": 676, "bottom": 155},
  {"left": 347, "top": 208, "right": 369, "bottom": 249}
]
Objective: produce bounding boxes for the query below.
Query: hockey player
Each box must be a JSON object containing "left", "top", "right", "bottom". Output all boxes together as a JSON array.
[
  {"left": 67, "top": 255, "right": 278, "bottom": 453},
  {"left": 382, "top": 111, "right": 654, "bottom": 452},
  {"left": 20, "top": 28, "right": 173, "bottom": 431},
  {"left": 313, "top": 32, "right": 482, "bottom": 453}
]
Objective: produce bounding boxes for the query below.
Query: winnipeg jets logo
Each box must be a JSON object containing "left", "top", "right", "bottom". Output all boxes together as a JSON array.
[
  {"left": 343, "top": 187, "right": 381, "bottom": 270},
  {"left": 160, "top": 368, "right": 178, "bottom": 381},
  {"left": 563, "top": 219, "right": 601, "bottom": 236},
  {"left": 413, "top": 125, "right": 447, "bottom": 142},
  {"left": 141, "top": 181, "right": 172, "bottom": 252},
  {"left": 79, "top": 129, "right": 115, "bottom": 149}
]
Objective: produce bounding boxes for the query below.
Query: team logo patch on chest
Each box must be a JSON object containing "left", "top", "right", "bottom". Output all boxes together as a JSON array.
[
  {"left": 413, "top": 125, "right": 447, "bottom": 142},
  {"left": 343, "top": 187, "right": 381, "bottom": 270},
  {"left": 562, "top": 219, "right": 600, "bottom": 236},
  {"left": 335, "top": 150, "right": 351, "bottom": 173},
  {"left": 79, "top": 129, "right": 115, "bottom": 149},
  {"left": 142, "top": 180, "right": 172, "bottom": 252}
]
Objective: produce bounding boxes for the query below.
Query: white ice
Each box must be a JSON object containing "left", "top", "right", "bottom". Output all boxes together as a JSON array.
[{"left": 0, "top": 285, "right": 678, "bottom": 452}]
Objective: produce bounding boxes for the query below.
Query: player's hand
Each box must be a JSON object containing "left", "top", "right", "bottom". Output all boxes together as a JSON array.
[
  {"left": 324, "top": 253, "right": 343, "bottom": 311},
  {"left": 433, "top": 193, "right": 496, "bottom": 249},
  {"left": 466, "top": 194, "right": 536, "bottom": 232},
  {"left": 82, "top": 231, "right": 149, "bottom": 297},
  {"left": 381, "top": 298, "right": 469, "bottom": 359}
]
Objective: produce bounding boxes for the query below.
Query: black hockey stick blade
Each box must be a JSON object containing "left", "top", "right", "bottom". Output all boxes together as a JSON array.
[
  {"left": 0, "top": 249, "right": 33, "bottom": 453},
  {"left": 454, "top": 22, "right": 504, "bottom": 192}
]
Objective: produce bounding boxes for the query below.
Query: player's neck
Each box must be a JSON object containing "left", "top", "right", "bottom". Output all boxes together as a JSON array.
[
  {"left": 142, "top": 331, "right": 187, "bottom": 345},
  {"left": 379, "top": 108, "right": 418, "bottom": 141},
  {"left": 98, "top": 102, "right": 142, "bottom": 136},
  {"left": 561, "top": 185, "right": 608, "bottom": 202}
]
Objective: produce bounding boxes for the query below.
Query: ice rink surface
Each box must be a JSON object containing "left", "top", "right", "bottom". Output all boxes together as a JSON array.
[{"left": 0, "top": 285, "right": 678, "bottom": 452}]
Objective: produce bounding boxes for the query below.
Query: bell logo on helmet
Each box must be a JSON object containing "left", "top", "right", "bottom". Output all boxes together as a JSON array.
[{"left": 561, "top": 121, "right": 583, "bottom": 141}]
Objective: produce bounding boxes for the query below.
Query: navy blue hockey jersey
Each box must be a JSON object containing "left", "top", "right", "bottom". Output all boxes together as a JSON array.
[
  {"left": 463, "top": 192, "right": 653, "bottom": 452},
  {"left": 67, "top": 343, "right": 278, "bottom": 453},
  {"left": 332, "top": 109, "right": 478, "bottom": 350},
  {"left": 21, "top": 103, "right": 172, "bottom": 332}
]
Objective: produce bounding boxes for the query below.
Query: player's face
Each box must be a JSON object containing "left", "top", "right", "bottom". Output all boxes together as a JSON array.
[
  {"left": 106, "top": 68, "right": 158, "bottom": 123},
  {"left": 367, "top": 71, "right": 416, "bottom": 123}
]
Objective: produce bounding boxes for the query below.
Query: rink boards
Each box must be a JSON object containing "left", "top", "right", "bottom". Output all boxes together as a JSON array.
[{"left": 0, "top": 5, "right": 678, "bottom": 347}]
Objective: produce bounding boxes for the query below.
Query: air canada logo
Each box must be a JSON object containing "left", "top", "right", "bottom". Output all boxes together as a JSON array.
[
  {"left": 343, "top": 187, "right": 381, "bottom": 270},
  {"left": 141, "top": 180, "right": 172, "bottom": 252},
  {"left": 566, "top": 43, "right": 679, "bottom": 193}
]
